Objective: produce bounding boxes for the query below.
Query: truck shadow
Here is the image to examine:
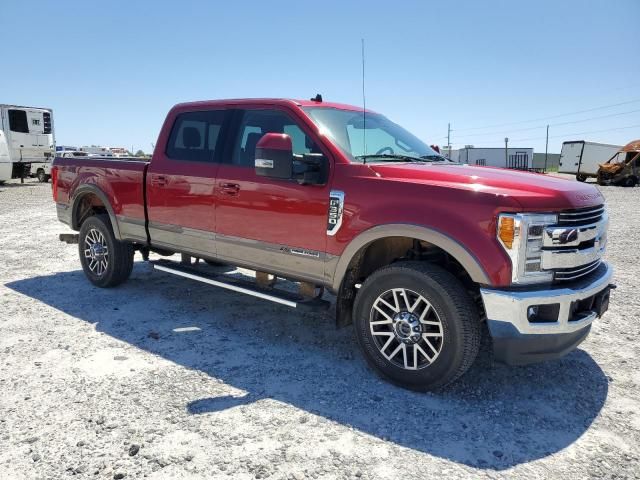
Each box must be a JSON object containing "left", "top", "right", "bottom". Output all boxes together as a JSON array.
[
  {"left": 0, "top": 181, "right": 44, "bottom": 189},
  {"left": 6, "top": 265, "right": 609, "bottom": 470}
]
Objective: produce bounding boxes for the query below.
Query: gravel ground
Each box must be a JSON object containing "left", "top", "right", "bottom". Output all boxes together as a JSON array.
[{"left": 0, "top": 177, "right": 638, "bottom": 479}]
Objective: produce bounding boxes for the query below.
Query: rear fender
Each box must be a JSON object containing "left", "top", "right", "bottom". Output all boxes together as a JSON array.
[{"left": 71, "top": 184, "right": 122, "bottom": 239}]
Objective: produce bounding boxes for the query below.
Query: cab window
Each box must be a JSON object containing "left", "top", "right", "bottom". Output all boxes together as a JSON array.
[
  {"left": 166, "top": 110, "right": 226, "bottom": 162},
  {"left": 232, "top": 109, "right": 318, "bottom": 166}
]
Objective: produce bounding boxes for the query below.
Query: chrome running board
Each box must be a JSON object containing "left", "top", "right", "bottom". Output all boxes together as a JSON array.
[{"left": 152, "top": 260, "right": 330, "bottom": 312}]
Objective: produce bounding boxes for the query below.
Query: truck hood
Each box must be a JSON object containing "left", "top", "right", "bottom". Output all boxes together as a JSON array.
[{"left": 367, "top": 163, "right": 604, "bottom": 210}]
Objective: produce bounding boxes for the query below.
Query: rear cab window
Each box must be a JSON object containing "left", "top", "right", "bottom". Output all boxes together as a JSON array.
[{"left": 166, "top": 110, "right": 227, "bottom": 162}]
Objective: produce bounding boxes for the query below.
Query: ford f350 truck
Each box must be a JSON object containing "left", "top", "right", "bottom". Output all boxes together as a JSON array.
[{"left": 51, "top": 97, "right": 614, "bottom": 390}]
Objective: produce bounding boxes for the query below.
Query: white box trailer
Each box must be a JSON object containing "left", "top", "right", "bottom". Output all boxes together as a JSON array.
[
  {"left": 457, "top": 147, "right": 535, "bottom": 170},
  {"left": 558, "top": 140, "right": 623, "bottom": 181},
  {"left": 0, "top": 130, "right": 11, "bottom": 183},
  {"left": 0, "top": 104, "right": 55, "bottom": 183}
]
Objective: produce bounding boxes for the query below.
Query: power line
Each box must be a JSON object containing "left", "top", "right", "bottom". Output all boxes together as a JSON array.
[
  {"left": 452, "top": 98, "right": 640, "bottom": 132},
  {"left": 452, "top": 108, "right": 640, "bottom": 139},
  {"left": 511, "top": 123, "right": 640, "bottom": 142},
  {"left": 553, "top": 108, "right": 640, "bottom": 127}
]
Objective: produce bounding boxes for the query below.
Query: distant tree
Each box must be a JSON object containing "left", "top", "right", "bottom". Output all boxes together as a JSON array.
[{"left": 135, "top": 150, "right": 146, "bottom": 157}]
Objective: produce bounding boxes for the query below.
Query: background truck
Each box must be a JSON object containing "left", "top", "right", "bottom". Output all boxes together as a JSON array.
[
  {"left": 597, "top": 139, "right": 640, "bottom": 187},
  {"left": 558, "top": 140, "right": 623, "bottom": 182},
  {"left": 51, "top": 98, "right": 614, "bottom": 391},
  {"left": 0, "top": 104, "right": 55, "bottom": 183}
]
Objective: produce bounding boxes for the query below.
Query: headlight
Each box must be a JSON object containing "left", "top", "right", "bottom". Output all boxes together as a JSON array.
[{"left": 497, "top": 213, "right": 558, "bottom": 284}]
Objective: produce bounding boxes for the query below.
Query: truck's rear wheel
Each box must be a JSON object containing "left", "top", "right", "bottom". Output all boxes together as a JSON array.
[
  {"left": 37, "top": 169, "right": 47, "bottom": 183},
  {"left": 621, "top": 176, "right": 638, "bottom": 187},
  {"left": 576, "top": 173, "right": 587, "bottom": 182},
  {"left": 78, "top": 214, "right": 134, "bottom": 287},
  {"left": 353, "top": 262, "right": 481, "bottom": 391}
]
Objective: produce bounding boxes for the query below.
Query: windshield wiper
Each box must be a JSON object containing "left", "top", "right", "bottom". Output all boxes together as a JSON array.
[
  {"left": 356, "top": 154, "right": 426, "bottom": 164},
  {"left": 420, "top": 154, "right": 448, "bottom": 162}
]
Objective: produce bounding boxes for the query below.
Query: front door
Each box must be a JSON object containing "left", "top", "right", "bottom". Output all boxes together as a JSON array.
[
  {"left": 146, "top": 109, "right": 228, "bottom": 257},
  {"left": 215, "top": 108, "right": 331, "bottom": 284}
]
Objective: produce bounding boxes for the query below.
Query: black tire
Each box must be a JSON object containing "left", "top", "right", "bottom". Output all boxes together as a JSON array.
[
  {"left": 576, "top": 173, "right": 587, "bottom": 182},
  {"left": 204, "top": 259, "right": 225, "bottom": 267},
  {"left": 353, "top": 261, "right": 481, "bottom": 391},
  {"left": 37, "top": 170, "right": 47, "bottom": 183},
  {"left": 621, "top": 176, "right": 638, "bottom": 187},
  {"left": 78, "top": 214, "right": 134, "bottom": 287}
]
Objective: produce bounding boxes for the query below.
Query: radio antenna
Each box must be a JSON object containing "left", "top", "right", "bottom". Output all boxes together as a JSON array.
[{"left": 361, "top": 38, "right": 367, "bottom": 155}]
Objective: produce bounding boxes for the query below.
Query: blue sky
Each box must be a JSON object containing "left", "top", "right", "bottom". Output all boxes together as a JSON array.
[{"left": 2, "top": 0, "right": 639, "bottom": 154}]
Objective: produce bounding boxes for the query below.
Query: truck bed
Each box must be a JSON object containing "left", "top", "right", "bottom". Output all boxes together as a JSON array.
[{"left": 53, "top": 156, "right": 150, "bottom": 243}]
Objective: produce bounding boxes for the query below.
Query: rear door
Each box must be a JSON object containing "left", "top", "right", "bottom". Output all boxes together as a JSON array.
[
  {"left": 214, "top": 107, "right": 331, "bottom": 284},
  {"left": 146, "top": 109, "right": 229, "bottom": 257},
  {"left": 558, "top": 142, "right": 583, "bottom": 174}
]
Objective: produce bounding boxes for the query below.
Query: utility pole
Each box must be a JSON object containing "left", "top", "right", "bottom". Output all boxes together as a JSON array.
[
  {"left": 447, "top": 123, "right": 451, "bottom": 158},
  {"left": 544, "top": 124, "right": 549, "bottom": 172},
  {"left": 504, "top": 137, "right": 509, "bottom": 168}
]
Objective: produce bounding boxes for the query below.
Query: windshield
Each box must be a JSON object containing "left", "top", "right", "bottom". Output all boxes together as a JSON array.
[{"left": 302, "top": 107, "right": 446, "bottom": 163}]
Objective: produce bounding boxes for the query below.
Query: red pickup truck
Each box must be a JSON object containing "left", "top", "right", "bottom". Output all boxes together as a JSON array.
[{"left": 52, "top": 97, "right": 614, "bottom": 390}]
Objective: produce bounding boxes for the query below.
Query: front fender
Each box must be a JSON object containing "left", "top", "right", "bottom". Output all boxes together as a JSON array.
[{"left": 330, "top": 223, "right": 491, "bottom": 292}]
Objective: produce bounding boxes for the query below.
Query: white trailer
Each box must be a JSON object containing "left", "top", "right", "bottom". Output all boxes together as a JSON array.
[
  {"left": 558, "top": 140, "right": 623, "bottom": 181},
  {"left": 0, "top": 105, "right": 55, "bottom": 183},
  {"left": 457, "top": 147, "right": 535, "bottom": 170}
]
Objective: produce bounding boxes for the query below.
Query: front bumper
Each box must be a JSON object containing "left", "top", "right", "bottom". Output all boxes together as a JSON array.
[{"left": 480, "top": 262, "right": 614, "bottom": 365}]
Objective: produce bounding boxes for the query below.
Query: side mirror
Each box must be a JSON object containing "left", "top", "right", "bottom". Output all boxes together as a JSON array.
[
  {"left": 292, "top": 154, "right": 328, "bottom": 185},
  {"left": 254, "top": 133, "right": 293, "bottom": 179}
]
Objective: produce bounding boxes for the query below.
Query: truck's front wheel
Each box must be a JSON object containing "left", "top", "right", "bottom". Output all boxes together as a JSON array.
[
  {"left": 78, "top": 214, "right": 134, "bottom": 288},
  {"left": 353, "top": 262, "right": 481, "bottom": 391}
]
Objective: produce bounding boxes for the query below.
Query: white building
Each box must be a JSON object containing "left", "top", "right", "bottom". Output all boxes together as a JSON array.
[{"left": 456, "top": 146, "right": 535, "bottom": 170}]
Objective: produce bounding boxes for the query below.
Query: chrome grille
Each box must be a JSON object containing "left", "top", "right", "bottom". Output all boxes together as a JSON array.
[
  {"left": 554, "top": 260, "right": 602, "bottom": 281},
  {"left": 557, "top": 205, "right": 605, "bottom": 225},
  {"left": 545, "top": 204, "right": 608, "bottom": 282}
]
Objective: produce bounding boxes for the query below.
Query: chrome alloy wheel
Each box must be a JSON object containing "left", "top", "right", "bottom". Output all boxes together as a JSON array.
[
  {"left": 83, "top": 228, "right": 109, "bottom": 276},
  {"left": 369, "top": 288, "right": 444, "bottom": 370}
]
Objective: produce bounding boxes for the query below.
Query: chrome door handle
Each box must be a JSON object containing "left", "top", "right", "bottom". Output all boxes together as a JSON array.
[
  {"left": 220, "top": 183, "right": 240, "bottom": 195},
  {"left": 151, "top": 175, "right": 167, "bottom": 187}
]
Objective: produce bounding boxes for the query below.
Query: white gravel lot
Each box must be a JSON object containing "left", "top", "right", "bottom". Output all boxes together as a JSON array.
[{"left": 0, "top": 177, "right": 638, "bottom": 480}]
